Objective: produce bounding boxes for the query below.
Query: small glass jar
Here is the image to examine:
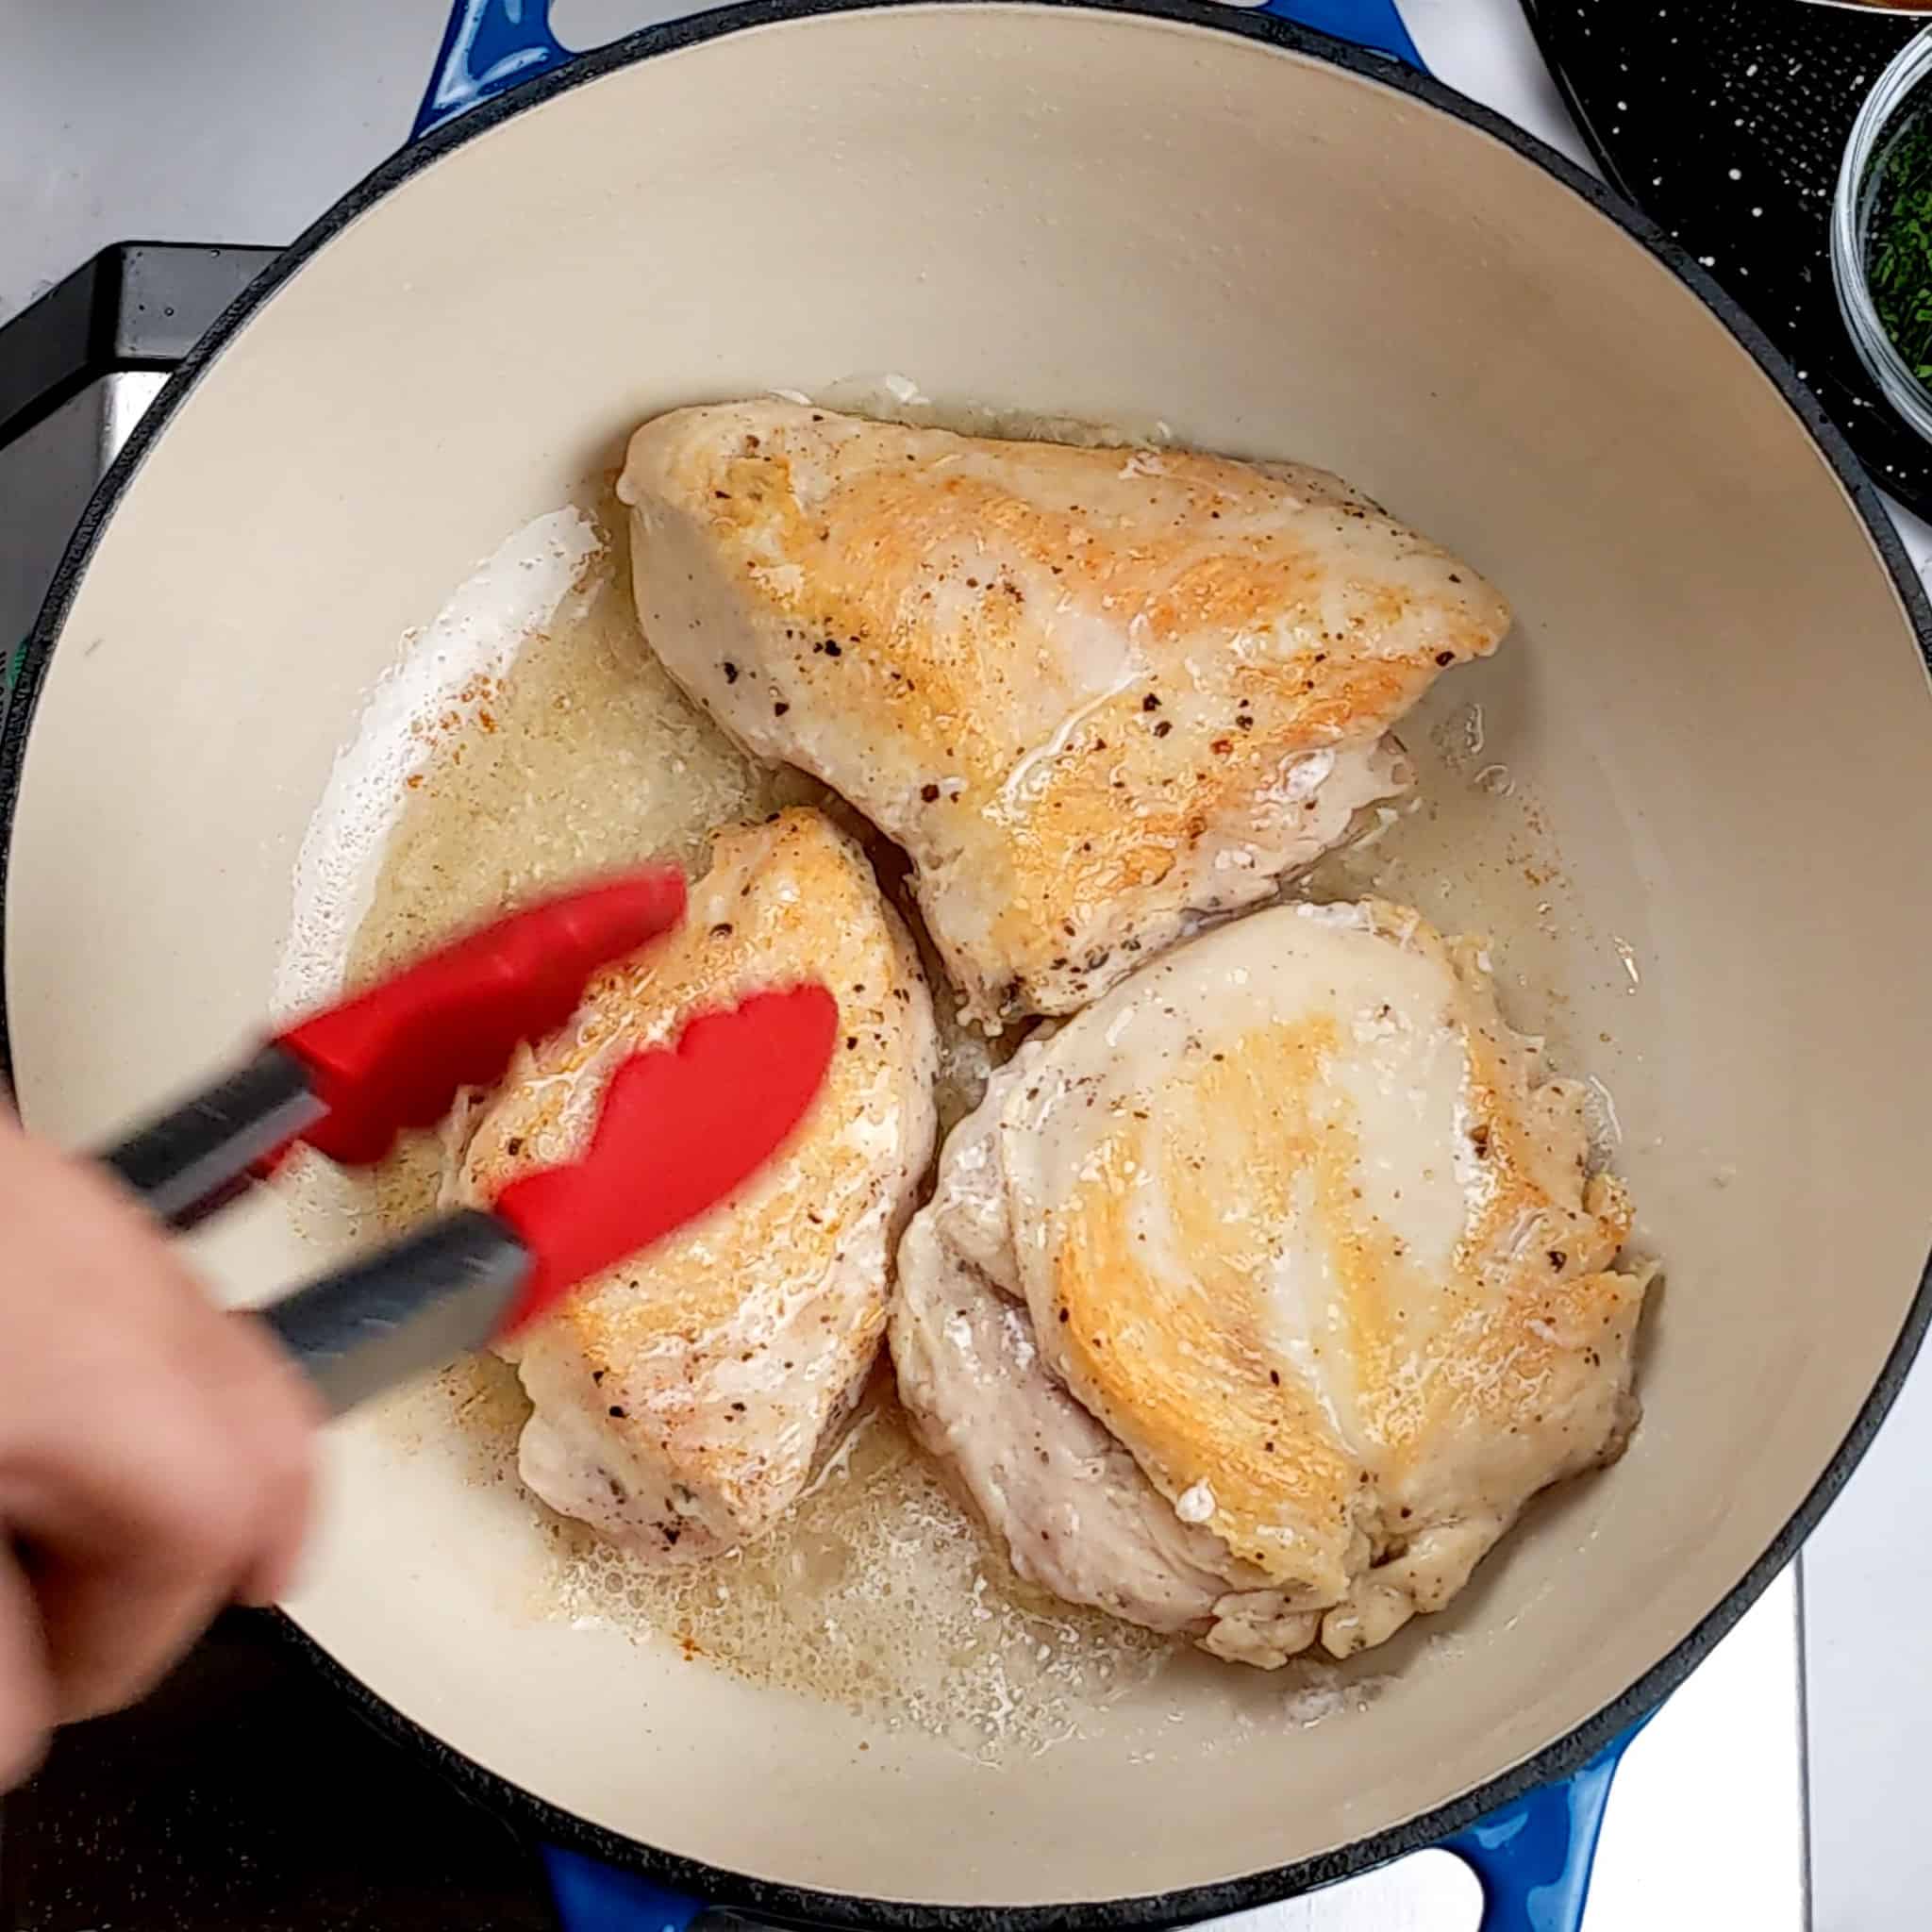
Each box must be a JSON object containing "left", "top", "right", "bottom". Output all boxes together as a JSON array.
[{"left": 1833, "top": 25, "right": 1932, "bottom": 443}]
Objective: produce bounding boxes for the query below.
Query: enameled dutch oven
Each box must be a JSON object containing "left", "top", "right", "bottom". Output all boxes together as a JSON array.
[{"left": 6, "top": 3, "right": 1931, "bottom": 1926}]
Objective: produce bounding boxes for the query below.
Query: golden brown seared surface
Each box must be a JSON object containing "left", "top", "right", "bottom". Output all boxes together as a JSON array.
[
  {"left": 458, "top": 809, "right": 938, "bottom": 1561},
  {"left": 893, "top": 901, "right": 1649, "bottom": 1662},
  {"left": 619, "top": 402, "right": 1509, "bottom": 1025}
]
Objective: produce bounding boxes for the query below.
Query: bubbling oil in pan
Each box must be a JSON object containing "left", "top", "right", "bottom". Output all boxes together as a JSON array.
[{"left": 297, "top": 404, "right": 1630, "bottom": 1763}]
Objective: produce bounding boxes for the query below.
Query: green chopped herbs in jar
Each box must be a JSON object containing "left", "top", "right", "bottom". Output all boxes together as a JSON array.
[{"left": 1868, "top": 111, "right": 1932, "bottom": 383}]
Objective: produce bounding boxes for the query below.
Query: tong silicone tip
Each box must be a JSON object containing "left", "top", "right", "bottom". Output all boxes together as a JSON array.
[
  {"left": 99, "top": 872, "right": 840, "bottom": 1418},
  {"left": 492, "top": 981, "right": 841, "bottom": 1332},
  {"left": 257, "top": 982, "right": 840, "bottom": 1415},
  {"left": 279, "top": 867, "right": 688, "bottom": 1167}
]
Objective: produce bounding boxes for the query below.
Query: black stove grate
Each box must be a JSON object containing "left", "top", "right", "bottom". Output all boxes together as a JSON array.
[
  {"left": 1523, "top": 0, "right": 1932, "bottom": 518},
  {"left": 2, "top": 1615, "right": 556, "bottom": 1931}
]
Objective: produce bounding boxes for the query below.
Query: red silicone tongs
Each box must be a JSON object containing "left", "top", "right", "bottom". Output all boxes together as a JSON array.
[{"left": 98, "top": 872, "right": 838, "bottom": 1417}]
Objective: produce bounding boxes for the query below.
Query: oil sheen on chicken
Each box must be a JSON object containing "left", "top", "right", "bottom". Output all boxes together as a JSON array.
[
  {"left": 454, "top": 808, "right": 938, "bottom": 1561},
  {"left": 617, "top": 402, "right": 1511, "bottom": 1027},
  {"left": 891, "top": 900, "right": 1650, "bottom": 1663}
]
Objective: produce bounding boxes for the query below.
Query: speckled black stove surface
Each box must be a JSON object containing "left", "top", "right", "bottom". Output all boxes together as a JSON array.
[
  {"left": 1523, "top": 0, "right": 1932, "bottom": 518},
  {"left": 0, "top": 1616, "right": 556, "bottom": 1931}
]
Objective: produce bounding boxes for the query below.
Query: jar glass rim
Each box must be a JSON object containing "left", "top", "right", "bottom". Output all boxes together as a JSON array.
[{"left": 1833, "top": 25, "right": 1932, "bottom": 444}]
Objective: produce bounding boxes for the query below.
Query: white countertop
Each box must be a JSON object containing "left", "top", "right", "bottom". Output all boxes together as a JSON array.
[{"left": 4, "top": 4, "right": 1928, "bottom": 1927}]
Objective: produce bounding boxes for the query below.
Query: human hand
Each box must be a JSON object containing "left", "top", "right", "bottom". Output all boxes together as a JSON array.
[{"left": 0, "top": 1108, "right": 319, "bottom": 1787}]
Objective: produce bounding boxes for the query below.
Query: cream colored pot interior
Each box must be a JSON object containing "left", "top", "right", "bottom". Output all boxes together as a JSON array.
[{"left": 8, "top": 4, "right": 1932, "bottom": 1909}]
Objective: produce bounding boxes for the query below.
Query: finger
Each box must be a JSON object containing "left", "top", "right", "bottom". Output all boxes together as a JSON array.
[
  {"left": 0, "top": 1542, "right": 53, "bottom": 1790},
  {"left": 213, "top": 1316, "right": 322, "bottom": 1607},
  {"left": 0, "top": 1124, "right": 317, "bottom": 1722},
  {"left": 8, "top": 1391, "right": 259, "bottom": 1723},
  {"left": 29, "top": 1339, "right": 315, "bottom": 1718},
  {"left": 5, "top": 1330, "right": 308, "bottom": 1723},
  {"left": 31, "top": 1542, "right": 220, "bottom": 1725}
]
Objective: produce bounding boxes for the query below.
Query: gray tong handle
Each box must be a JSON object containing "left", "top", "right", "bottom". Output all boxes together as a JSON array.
[
  {"left": 100, "top": 1052, "right": 533, "bottom": 1416},
  {"left": 257, "top": 1209, "right": 531, "bottom": 1418},
  {"left": 100, "top": 1043, "right": 325, "bottom": 1231}
]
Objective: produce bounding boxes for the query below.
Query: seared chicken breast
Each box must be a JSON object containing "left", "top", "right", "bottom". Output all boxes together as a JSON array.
[
  {"left": 458, "top": 808, "right": 938, "bottom": 1561},
  {"left": 892, "top": 900, "right": 1649, "bottom": 1661},
  {"left": 618, "top": 402, "right": 1510, "bottom": 1026}
]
